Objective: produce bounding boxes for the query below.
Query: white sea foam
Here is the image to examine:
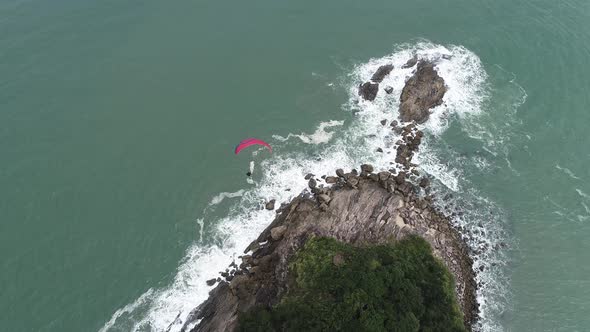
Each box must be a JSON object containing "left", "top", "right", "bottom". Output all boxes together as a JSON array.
[
  {"left": 196, "top": 218, "right": 204, "bottom": 243},
  {"left": 272, "top": 120, "right": 344, "bottom": 144},
  {"left": 101, "top": 41, "right": 516, "bottom": 332},
  {"left": 207, "top": 190, "right": 246, "bottom": 207}
]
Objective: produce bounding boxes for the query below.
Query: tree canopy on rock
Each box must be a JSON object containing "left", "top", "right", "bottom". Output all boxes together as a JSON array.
[{"left": 238, "top": 236, "right": 466, "bottom": 332}]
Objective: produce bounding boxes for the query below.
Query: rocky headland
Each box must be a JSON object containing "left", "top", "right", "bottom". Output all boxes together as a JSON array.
[{"left": 184, "top": 55, "right": 478, "bottom": 332}]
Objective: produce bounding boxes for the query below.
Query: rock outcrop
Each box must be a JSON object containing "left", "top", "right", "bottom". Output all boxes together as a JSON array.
[
  {"left": 358, "top": 82, "right": 379, "bottom": 101},
  {"left": 265, "top": 199, "right": 275, "bottom": 210},
  {"left": 370, "top": 64, "right": 394, "bottom": 83},
  {"left": 399, "top": 61, "right": 447, "bottom": 123},
  {"left": 188, "top": 170, "right": 477, "bottom": 332}
]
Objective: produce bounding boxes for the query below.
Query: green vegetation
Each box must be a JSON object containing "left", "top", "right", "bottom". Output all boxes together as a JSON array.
[{"left": 239, "top": 236, "right": 466, "bottom": 332}]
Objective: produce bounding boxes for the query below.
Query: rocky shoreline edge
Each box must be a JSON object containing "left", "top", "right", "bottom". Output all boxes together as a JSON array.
[{"left": 181, "top": 55, "right": 479, "bottom": 332}]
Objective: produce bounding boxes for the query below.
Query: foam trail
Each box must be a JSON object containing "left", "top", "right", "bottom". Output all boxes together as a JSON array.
[
  {"left": 556, "top": 164, "right": 581, "bottom": 180},
  {"left": 101, "top": 41, "right": 518, "bottom": 332},
  {"left": 273, "top": 120, "right": 344, "bottom": 144},
  {"left": 196, "top": 219, "right": 204, "bottom": 243},
  {"left": 207, "top": 190, "right": 245, "bottom": 206}
]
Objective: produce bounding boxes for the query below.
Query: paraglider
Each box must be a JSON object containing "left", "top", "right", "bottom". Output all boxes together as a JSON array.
[{"left": 234, "top": 138, "right": 272, "bottom": 155}]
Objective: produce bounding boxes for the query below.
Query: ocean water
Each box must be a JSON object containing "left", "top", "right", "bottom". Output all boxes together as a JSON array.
[{"left": 1, "top": 0, "right": 590, "bottom": 331}]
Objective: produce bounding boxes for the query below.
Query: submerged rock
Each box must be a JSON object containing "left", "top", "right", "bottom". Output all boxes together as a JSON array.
[{"left": 399, "top": 61, "right": 447, "bottom": 123}]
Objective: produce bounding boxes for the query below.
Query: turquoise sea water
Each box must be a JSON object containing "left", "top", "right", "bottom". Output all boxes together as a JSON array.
[{"left": 2, "top": 0, "right": 590, "bottom": 331}]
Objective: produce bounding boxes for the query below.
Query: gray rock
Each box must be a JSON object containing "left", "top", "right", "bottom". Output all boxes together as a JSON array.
[
  {"left": 384, "top": 86, "right": 394, "bottom": 94},
  {"left": 370, "top": 64, "right": 394, "bottom": 83},
  {"left": 376, "top": 147, "right": 383, "bottom": 153},
  {"left": 318, "top": 194, "right": 331, "bottom": 203},
  {"left": 241, "top": 255, "right": 252, "bottom": 265},
  {"left": 347, "top": 176, "right": 359, "bottom": 187},
  {"left": 206, "top": 278, "right": 217, "bottom": 286},
  {"left": 304, "top": 173, "right": 314, "bottom": 180},
  {"left": 270, "top": 226, "right": 287, "bottom": 241},
  {"left": 378, "top": 171, "right": 390, "bottom": 182},
  {"left": 325, "top": 176, "right": 339, "bottom": 184},
  {"left": 402, "top": 54, "right": 418, "bottom": 69},
  {"left": 360, "top": 164, "right": 374, "bottom": 173},
  {"left": 336, "top": 169, "right": 345, "bottom": 177},
  {"left": 419, "top": 178, "right": 430, "bottom": 188},
  {"left": 308, "top": 178, "right": 317, "bottom": 189},
  {"left": 265, "top": 199, "right": 276, "bottom": 210},
  {"left": 358, "top": 82, "right": 379, "bottom": 101},
  {"left": 380, "top": 119, "right": 387, "bottom": 126},
  {"left": 399, "top": 61, "right": 447, "bottom": 123}
]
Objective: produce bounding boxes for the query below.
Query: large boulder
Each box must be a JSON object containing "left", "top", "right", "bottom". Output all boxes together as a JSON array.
[
  {"left": 370, "top": 64, "right": 394, "bottom": 83},
  {"left": 265, "top": 199, "right": 276, "bottom": 210},
  {"left": 358, "top": 82, "right": 379, "bottom": 101},
  {"left": 398, "top": 61, "right": 446, "bottom": 123}
]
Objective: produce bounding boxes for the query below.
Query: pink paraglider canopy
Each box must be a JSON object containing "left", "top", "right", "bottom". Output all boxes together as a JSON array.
[{"left": 234, "top": 138, "right": 272, "bottom": 154}]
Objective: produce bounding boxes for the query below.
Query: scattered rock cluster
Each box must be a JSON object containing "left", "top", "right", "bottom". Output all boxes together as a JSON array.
[
  {"left": 392, "top": 121, "right": 423, "bottom": 172},
  {"left": 358, "top": 63, "right": 394, "bottom": 101},
  {"left": 358, "top": 54, "right": 447, "bottom": 125}
]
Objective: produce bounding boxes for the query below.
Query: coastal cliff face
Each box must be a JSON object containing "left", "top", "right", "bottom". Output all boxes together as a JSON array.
[{"left": 185, "top": 55, "right": 478, "bottom": 332}]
